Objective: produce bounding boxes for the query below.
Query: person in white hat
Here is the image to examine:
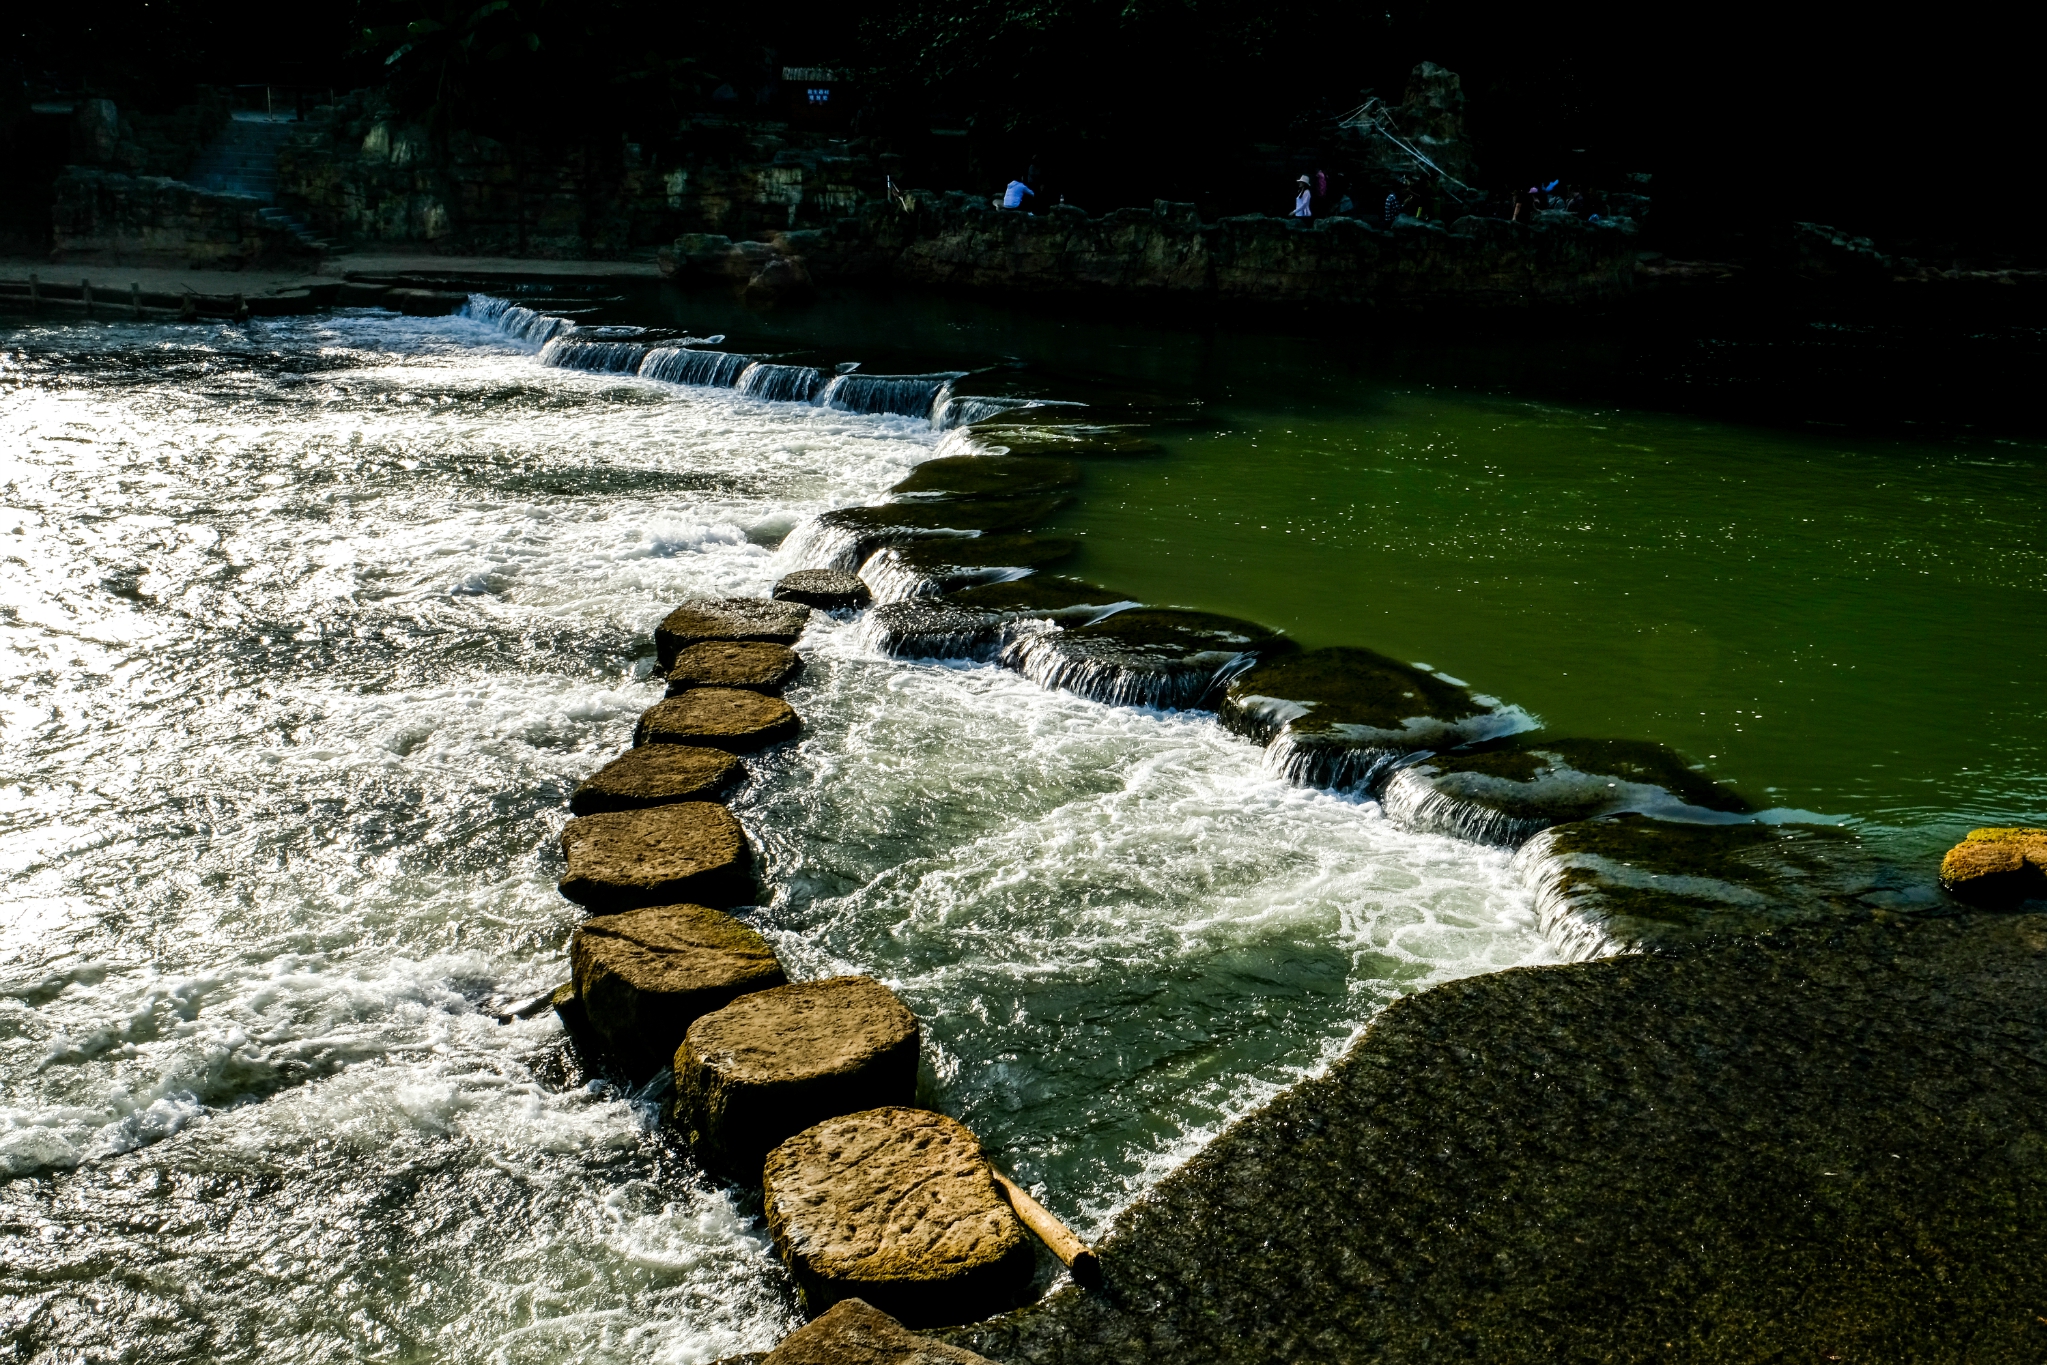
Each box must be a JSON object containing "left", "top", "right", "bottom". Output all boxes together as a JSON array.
[{"left": 1293, "top": 175, "right": 1313, "bottom": 219}]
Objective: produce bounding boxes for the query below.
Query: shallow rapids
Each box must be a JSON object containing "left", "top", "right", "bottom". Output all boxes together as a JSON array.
[{"left": 0, "top": 307, "right": 1556, "bottom": 1360}]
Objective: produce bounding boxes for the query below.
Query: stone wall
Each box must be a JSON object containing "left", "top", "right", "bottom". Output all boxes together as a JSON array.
[{"left": 51, "top": 168, "right": 306, "bottom": 267}]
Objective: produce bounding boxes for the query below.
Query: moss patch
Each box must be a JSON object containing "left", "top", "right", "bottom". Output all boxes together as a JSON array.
[{"left": 891, "top": 455, "right": 1082, "bottom": 499}]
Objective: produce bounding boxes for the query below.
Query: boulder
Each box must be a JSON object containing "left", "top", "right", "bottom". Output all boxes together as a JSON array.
[
  {"left": 859, "top": 534, "right": 1079, "bottom": 602},
  {"left": 1219, "top": 647, "right": 1528, "bottom": 792},
  {"left": 655, "top": 597, "right": 813, "bottom": 671},
  {"left": 761, "top": 1299, "right": 999, "bottom": 1365},
  {"left": 571, "top": 903, "right": 787, "bottom": 1076},
  {"left": 667, "top": 641, "right": 804, "bottom": 695},
  {"left": 1000, "top": 608, "right": 1295, "bottom": 710},
  {"left": 776, "top": 569, "right": 872, "bottom": 611},
  {"left": 636, "top": 688, "right": 801, "bottom": 752},
  {"left": 1512, "top": 813, "right": 1935, "bottom": 959},
  {"left": 1940, "top": 828, "right": 2047, "bottom": 907},
  {"left": 889, "top": 456, "right": 1082, "bottom": 500},
  {"left": 570, "top": 745, "right": 744, "bottom": 815},
  {"left": 763, "top": 1109, "right": 1035, "bottom": 1326},
  {"left": 675, "top": 976, "right": 920, "bottom": 1178},
  {"left": 1381, "top": 737, "right": 1752, "bottom": 847},
  {"left": 559, "top": 803, "right": 754, "bottom": 910}
]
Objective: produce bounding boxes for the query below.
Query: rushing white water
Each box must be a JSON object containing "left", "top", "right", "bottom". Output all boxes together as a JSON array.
[{"left": 0, "top": 301, "right": 1558, "bottom": 1359}]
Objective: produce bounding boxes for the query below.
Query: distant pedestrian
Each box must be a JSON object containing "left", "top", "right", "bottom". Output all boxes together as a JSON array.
[
  {"left": 1002, "top": 177, "right": 1034, "bottom": 210},
  {"left": 1293, "top": 175, "right": 1313, "bottom": 219},
  {"left": 1384, "top": 187, "right": 1403, "bottom": 225}
]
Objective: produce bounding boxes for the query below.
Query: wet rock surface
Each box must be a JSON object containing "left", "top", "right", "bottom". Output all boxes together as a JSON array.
[
  {"left": 636, "top": 688, "right": 802, "bottom": 752},
  {"left": 764, "top": 1300, "right": 999, "bottom": 1365},
  {"left": 863, "top": 579, "right": 1130, "bottom": 660},
  {"left": 1219, "top": 646, "right": 1527, "bottom": 791},
  {"left": 950, "top": 914, "right": 2047, "bottom": 1365},
  {"left": 889, "top": 456, "right": 1083, "bottom": 501},
  {"left": 570, "top": 903, "right": 786, "bottom": 1077},
  {"left": 765, "top": 1108, "right": 1035, "bottom": 1327},
  {"left": 666, "top": 640, "right": 805, "bottom": 695},
  {"left": 795, "top": 499, "right": 1070, "bottom": 572},
  {"left": 558, "top": 803, "right": 754, "bottom": 910},
  {"left": 1382, "top": 737, "right": 1752, "bottom": 847},
  {"left": 776, "top": 569, "right": 872, "bottom": 611},
  {"left": 860, "top": 535, "right": 1080, "bottom": 602},
  {"left": 655, "top": 597, "right": 813, "bottom": 671},
  {"left": 1940, "top": 827, "right": 2047, "bottom": 907},
  {"left": 1001, "top": 608, "right": 1294, "bottom": 710},
  {"left": 569, "top": 744, "right": 744, "bottom": 815},
  {"left": 965, "top": 426, "right": 1165, "bottom": 460},
  {"left": 675, "top": 976, "right": 921, "bottom": 1178},
  {"left": 1513, "top": 813, "right": 1935, "bottom": 958}
]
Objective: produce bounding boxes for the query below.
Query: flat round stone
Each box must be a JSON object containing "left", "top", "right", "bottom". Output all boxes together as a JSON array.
[
  {"left": 558, "top": 803, "right": 754, "bottom": 910},
  {"left": 667, "top": 641, "right": 804, "bottom": 695},
  {"left": 636, "top": 688, "right": 801, "bottom": 752},
  {"left": 774, "top": 569, "right": 871, "bottom": 611},
  {"left": 763, "top": 1107, "right": 1035, "bottom": 1326},
  {"left": 655, "top": 597, "right": 812, "bottom": 670},
  {"left": 570, "top": 745, "right": 744, "bottom": 815},
  {"left": 571, "top": 903, "right": 787, "bottom": 1077},
  {"left": 675, "top": 976, "right": 919, "bottom": 1179}
]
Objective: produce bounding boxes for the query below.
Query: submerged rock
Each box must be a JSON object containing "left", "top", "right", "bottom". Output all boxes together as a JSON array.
[
  {"left": 1940, "top": 827, "right": 2047, "bottom": 907},
  {"left": 785, "top": 498, "right": 1069, "bottom": 572},
  {"left": 1512, "top": 812, "right": 1931, "bottom": 958},
  {"left": 570, "top": 903, "right": 786, "bottom": 1076},
  {"left": 1381, "top": 737, "right": 1752, "bottom": 847},
  {"left": 655, "top": 597, "right": 813, "bottom": 671},
  {"left": 558, "top": 803, "right": 754, "bottom": 910},
  {"left": 859, "top": 534, "right": 1079, "bottom": 602},
  {"left": 636, "top": 688, "right": 801, "bottom": 752},
  {"left": 763, "top": 1299, "right": 998, "bottom": 1365},
  {"left": 966, "top": 425, "right": 1164, "bottom": 460},
  {"left": 667, "top": 641, "right": 805, "bottom": 695},
  {"left": 764, "top": 1108, "right": 1035, "bottom": 1326},
  {"left": 862, "top": 578, "right": 1132, "bottom": 660},
  {"left": 889, "top": 455, "right": 1082, "bottom": 500},
  {"left": 674, "top": 976, "right": 920, "bottom": 1179},
  {"left": 570, "top": 745, "right": 745, "bottom": 815},
  {"left": 1218, "top": 647, "right": 1529, "bottom": 792},
  {"left": 775, "top": 569, "right": 871, "bottom": 611},
  {"left": 1002, "top": 608, "right": 1295, "bottom": 710}
]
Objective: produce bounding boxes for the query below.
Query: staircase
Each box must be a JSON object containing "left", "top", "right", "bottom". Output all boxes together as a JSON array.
[{"left": 186, "top": 113, "right": 333, "bottom": 253}]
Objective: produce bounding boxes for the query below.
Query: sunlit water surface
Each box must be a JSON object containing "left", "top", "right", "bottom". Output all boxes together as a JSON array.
[{"left": 0, "top": 310, "right": 1553, "bottom": 1361}]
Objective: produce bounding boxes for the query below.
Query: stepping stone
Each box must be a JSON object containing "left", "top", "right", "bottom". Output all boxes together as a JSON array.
[
  {"left": 667, "top": 640, "right": 804, "bottom": 695},
  {"left": 889, "top": 455, "right": 1081, "bottom": 500},
  {"left": 1219, "top": 646, "right": 1530, "bottom": 792},
  {"left": 791, "top": 497, "right": 1068, "bottom": 572},
  {"left": 570, "top": 745, "right": 744, "bottom": 815},
  {"left": 864, "top": 578, "right": 1131, "bottom": 661},
  {"left": 571, "top": 903, "right": 786, "bottom": 1077},
  {"left": 655, "top": 597, "right": 812, "bottom": 671},
  {"left": 1512, "top": 813, "right": 1935, "bottom": 959},
  {"left": 674, "top": 976, "right": 919, "bottom": 1178},
  {"left": 636, "top": 688, "right": 801, "bottom": 752},
  {"left": 559, "top": 802, "right": 754, "bottom": 910},
  {"left": 774, "top": 569, "right": 871, "bottom": 611},
  {"left": 763, "top": 1107, "right": 1034, "bottom": 1326},
  {"left": 760, "top": 1299, "right": 998, "bottom": 1365},
  {"left": 1940, "top": 827, "right": 2047, "bottom": 907},
  {"left": 1380, "top": 737, "right": 1752, "bottom": 847},
  {"left": 1001, "top": 607, "right": 1295, "bottom": 710},
  {"left": 859, "top": 534, "right": 1078, "bottom": 603}
]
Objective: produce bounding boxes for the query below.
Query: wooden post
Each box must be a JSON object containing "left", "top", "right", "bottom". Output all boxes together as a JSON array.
[
  {"left": 989, "top": 1168, "right": 1101, "bottom": 1288},
  {"left": 27, "top": 272, "right": 37, "bottom": 311},
  {"left": 131, "top": 282, "right": 142, "bottom": 319},
  {"left": 81, "top": 278, "right": 92, "bottom": 316},
  {"left": 233, "top": 292, "right": 250, "bottom": 322},
  {"left": 179, "top": 292, "right": 196, "bottom": 322}
]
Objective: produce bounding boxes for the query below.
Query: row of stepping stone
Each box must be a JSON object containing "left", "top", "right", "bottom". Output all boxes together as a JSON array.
[{"left": 549, "top": 586, "right": 1068, "bottom": 1330}]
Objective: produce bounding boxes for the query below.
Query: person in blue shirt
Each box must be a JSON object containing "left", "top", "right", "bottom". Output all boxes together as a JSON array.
[{"left": 1002, "top": 178, "right": 1035, "bottom": 209}]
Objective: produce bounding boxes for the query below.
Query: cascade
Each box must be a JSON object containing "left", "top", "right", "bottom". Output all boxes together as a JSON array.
[
  {"left": 640, "top": 347, "right": 753, "bottom": 388},
  {"left": 461, "top": 294, "right": 576, "bottom": 346},
  {"left": 820, "top": 373, "right": 966, "bottom": 420},
  {"left": 736, "top": 363, "right": 827, "bottom": 403},
  {"left": 538, "top": 338, "right": 651, "bottom": 373}
]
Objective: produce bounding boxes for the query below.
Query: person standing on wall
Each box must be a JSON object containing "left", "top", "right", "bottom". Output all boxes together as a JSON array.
[{"left": 1293, "top": 175, "right": 1313, "bottom": 219}]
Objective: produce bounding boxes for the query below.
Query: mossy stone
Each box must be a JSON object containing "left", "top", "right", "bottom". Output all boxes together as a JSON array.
[
  {"left": 667, "top": 641, "right": 804, "bottom": 695},
  {"left": 636, "top": 688, "right": 801, "bottom": 752},
  {"left": 570, "top": 903, "right": 786, "bottom": 1078},
  {"left": 763, "top": 1108, "right": 1035, "bottom": 1326},
  {"left": 890, "top": 455, "right": 1082, "bottom": 500},
  {"left": 1940, "top": 827, "right": 2047, "bottom": 907},
  {"left": 946, "top": 575, "right": 1134, "bottom": 616},
  {"left": 763, "top": 1300, "right": 998, "bottom": 1365},
  {"left": 966, "top": 425, "right": 1165, "bottom": 459},
  {"left": 860, "top": 534, "right": 1079, "bottom": 601},
  {"left": 1382, "top": 737, "right": 1753, "bottom": 847},
  {"left": 775, "top": 569, "right": 871, "bottom": 611},
  {"left": 558, "top": 802, "right": 754, "bottom": 910},
  {"left": 1001, "top": 608, "right": 1295, "bottom": 710},
  {"left": 655, "top": 597, "right": 812, "bottom": 670},
  {"left": 675, "top": 976, "right": 920, "bottom": 1180},
  {"left": 570, "top": 745, "right": 745, "bottom": 815},
  {"left": 804, "top": 497, "right": 1071, "bottom": 572}
]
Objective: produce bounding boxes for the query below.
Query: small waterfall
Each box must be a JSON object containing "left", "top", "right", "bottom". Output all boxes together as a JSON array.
[
  {"left": 999, "top": 631, "right": 1262, "bottom": 711},
  {"left": 819, "top": 373, "right": 966, "bottom": 421},
  {"left": 858, "top": 546, "right": 1033, "bottom": 603},
  {"left": 639, "top": 347, "right": 752, "bottom": 388},
  {"left": 538, "top": 338, "right": 650, "bottom": 373},
  {"left": 859, "top": 601, "right": 1006, "bottom": 660},
  {"left": 1380, "top": 767, "right": 1552, "bottom": 846},
  {"left": 462, "top": 293, "right": 576, "bottom": 347},
  {"left": 933, "top": 396, "right": 1087, "bottom": 429},
  {"left": 1259, "top": 732, "right": 1417, "bottom": 794},
  {"left": 736, "top": 362, "right": 827, "bottom": 403},
  {"left": 1510, "top": 829, "right": 1632, "bottom": 962}
]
